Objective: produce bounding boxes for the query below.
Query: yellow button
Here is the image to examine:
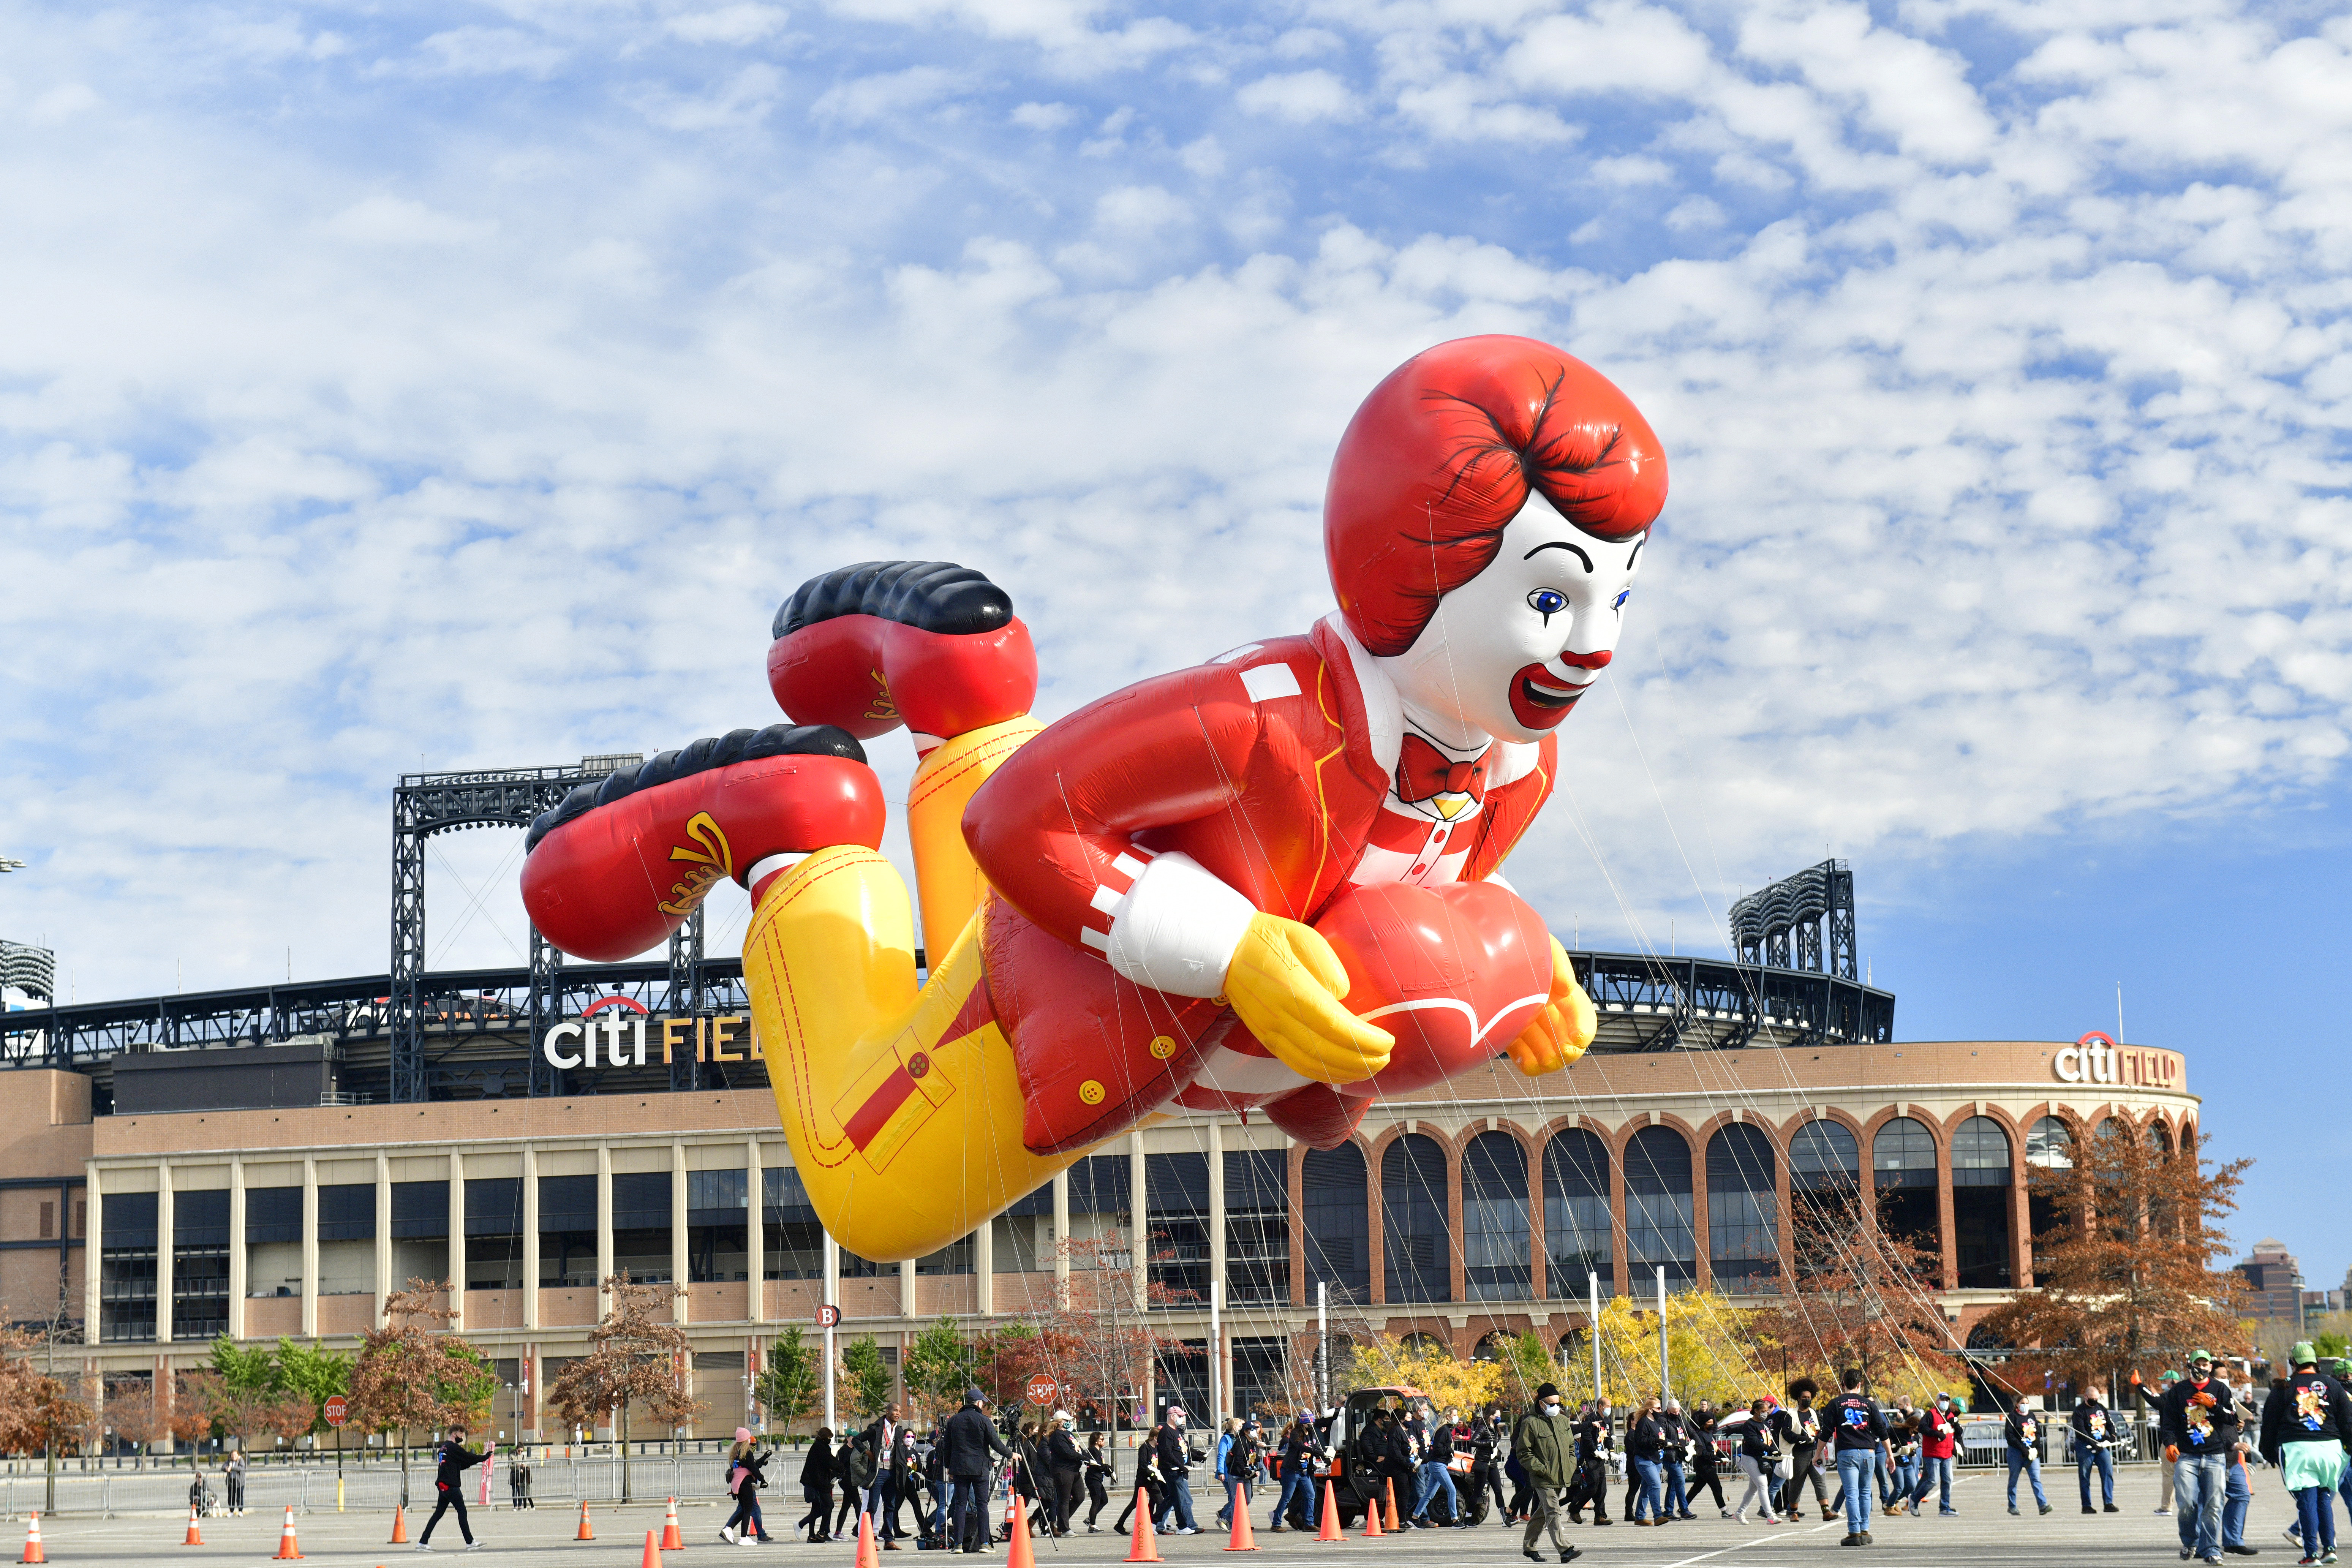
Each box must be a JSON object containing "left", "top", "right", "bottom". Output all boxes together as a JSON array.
[
  {"left": 1079, "top": 1080, "right": 1106, "bottom": 1105},
  {"left": 1148, "top": 1035, "right": 1177, "bottom": 1060}
]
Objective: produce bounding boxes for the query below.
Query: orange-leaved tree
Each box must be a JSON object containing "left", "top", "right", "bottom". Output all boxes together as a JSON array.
[
  {"left": 1977, "top": 1116, "right": 2249, "bottom": 1398},
  {"left": 547, "top": 1273, "right": 705, "bottom": 1501},
  {"left": 348, "top": 1280, "right": 499, "bottom": 1504}
]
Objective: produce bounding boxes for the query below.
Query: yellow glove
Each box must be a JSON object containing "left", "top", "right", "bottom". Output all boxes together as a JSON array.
[
  {"left": 1223, "top": 912, "right": 1394, "bottom": 1085},
  {"left": 1505, "top": 937, "right": 1596, "bottom": 1077}
]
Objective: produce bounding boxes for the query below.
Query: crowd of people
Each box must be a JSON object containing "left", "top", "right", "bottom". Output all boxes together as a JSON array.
[{"left": 732, "top": 1345, "right": 2352, "bottom": 1562}]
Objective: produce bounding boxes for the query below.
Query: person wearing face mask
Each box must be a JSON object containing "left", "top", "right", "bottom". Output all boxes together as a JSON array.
[
  {"left": 1781, "top": 1380, "right": 1833, "bottom": 1522},
  {"left": 525, "top": 340, "right": 1667, "bottom": 1269},
  {"left": 1568, "top": 1398, "right": 1614, "bottom": 1526},
  {"left": 1154, "top": 1406, "right": 1200, "bottom": 1535},
  {"left": 2004, "top": 1400, "right": 2053, "bottom": 1516},
  {"left": 2072, "top": 1390, "right": 2121, "bottom": 1514},
  {"left": 1729, "top": 1399, "right": 1784, "bottom": 1525},
  {"left": 1884, "top": 1397, "right": 1919, "bottom": 1517},
  {"left": 1687, "top": 1402, "right": 1729, "bottom": 1518},
  {"left": 1511, "top": 1383, "right": 1582, "bottom": 1564},
  {"left": 2261, "top": 1345, "right": 2352, "bottom": 1565},
  {"left": 1909, "top": 1394, "right": 1961, "bottom": 1517},
  {"left": 2163, "top": 1349, "right": 2244, "bottom": 1565}
]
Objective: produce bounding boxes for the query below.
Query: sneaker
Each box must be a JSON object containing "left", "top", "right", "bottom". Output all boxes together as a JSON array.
[
  {"left": 1721, "top": 1510, "right": 1737, "bottom": 1520},
  {"left": 2086, "top": 1507, "right": 2100, "bottom": 1515},
  {"left": 1176, "top": 1527, "right": 1200, "bottom": 1535},
  {"left": 2297, "top": 1559, "right": 2317, "bottom": 1566},
  {"left": 2042, "top": 1503, "right": 2055, "bottom": 1516},
  {"left": 2107, "top": 1504, "right": 2121, "bottom": 1513},
  {"left": 2224, "top": 1548, "right": 2260, "bottom": 1557},
  {"left": 1842, "top": 1533, "right": 1864, "bottom": 1547},
  {"left": 2320, "top": 1552, "right": 2336, "bottom": 1565},
  {"left": 723, "top": 1528, "right": 740, "bottom": 1545},
  {"left": 2294, "top": 1531, "right": 2313, "bottom": 1548},
  {"left": 2011, "top": 1506, "right": 2022, "bottom": 1516},
  {"left": 1861, "top": 1532, "right": 1874, "bottom": 1544}
]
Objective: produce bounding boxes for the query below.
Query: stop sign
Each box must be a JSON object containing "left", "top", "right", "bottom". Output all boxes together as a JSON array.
[
  {"left": 1024, "top": 1374, "right": 1061, "bottom": 1408},
  {"left": 324, "top": 1396, "right": 348, "bottom": 1429}
]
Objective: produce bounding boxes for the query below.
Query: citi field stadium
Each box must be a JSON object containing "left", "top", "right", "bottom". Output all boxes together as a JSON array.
[{"left": 0, "top": 827, "right": 2194, "bottom": 1432}]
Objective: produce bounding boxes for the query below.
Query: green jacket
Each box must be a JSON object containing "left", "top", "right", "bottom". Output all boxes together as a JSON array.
[{"left": 1511, "top": 1408, "right": 1577, "bottom": 1489}]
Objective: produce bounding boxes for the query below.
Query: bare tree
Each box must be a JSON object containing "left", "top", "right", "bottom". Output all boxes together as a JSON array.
[
  {"left": 105, "top": 1378, "right": 165, "bottom": 1468},
  {"left": 546, "top": 1273, "right": 706, "bottom": 1501},
  {"left": 1031, "top": 1234, "right": 1187, "bottom": 1428}
]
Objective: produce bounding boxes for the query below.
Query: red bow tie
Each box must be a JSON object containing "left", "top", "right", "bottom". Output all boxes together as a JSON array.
[{"left": 1395, "top": 733, "right": 1489, "bottom": 811}]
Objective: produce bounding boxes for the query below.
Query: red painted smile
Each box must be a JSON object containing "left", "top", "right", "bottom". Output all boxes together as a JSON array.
[{"left": 1508, "top": 656, "right": 1607, "bottom": 731}]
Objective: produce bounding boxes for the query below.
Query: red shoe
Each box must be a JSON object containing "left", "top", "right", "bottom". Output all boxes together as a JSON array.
[
  {"left": 767, "top": 561, "right": 1036, "bottom": 748},
  {"left": 521, "top": 723, "right": 882, "bottom": 961}
]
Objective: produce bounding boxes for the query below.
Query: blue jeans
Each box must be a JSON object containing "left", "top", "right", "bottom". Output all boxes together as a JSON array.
[
  {"left": 2176, "top": 1453, "right": 2227, "bottom": 1560},
  {"left": 1875, "top": 1449, "right": 1897, "bottom": 1507},
  {"left": 1631, "top": 1457, "right": 1663, "bottom": 1521},
  {"left": 1412, "top": 1462, "right": 1456, "bottom": 1521},
  {"left": 2008, "top": 1451, "right": 2047, "bottom": 1509},
  {"left": 1157, "top": 1473, "right": 1196, "bottom": 1532},
  {"left": 1911, "top": 1455, "right": 1954, "bottom": 1512},
  {"left": 1272, "top": 1468, "right": 1315, "bottom": 1530},
  {"left": 1837, "top": 1449, "right": 1875, "bottom": 1534},
  {"left": 2297, "top": 1488, "right": 2338, "bottom": 1556},
  {"left": 2078, "top": 1447, "right": 2114, "bottom": 1508},
  {"left": 1892, "top": 1453, "right": 1919, "bottom": 1505},
  {"left": 1664, "top": 1461, "right": 1688, "bottom": 1517},
  {"left": 2224, "top": 1459, "right": 2250, "bottom": 1549}
]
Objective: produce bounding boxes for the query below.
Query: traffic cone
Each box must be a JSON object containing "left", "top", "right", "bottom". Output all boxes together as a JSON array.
[
  {"left": 1007, "top": 1495, "right": 1036, "bottom": 1568},
  {"left": 641, "top": 1530, "right": 662, "bottom": 1568},
  {"left": 576, "top": 1500, "right": 595, "bottom": 1541},
  {"left": 1382, "top": 1479, "right": 1399, "bottom": 1532},
  {"left": 1316, "top": 1483, "right": 1345, "bottom": 1544},
  {"left": 661, "top": 1497, "right": 687, "bottom": 1551},
  {"left": 1124, "top": 1489, "right": 1162, "bottom": 1564},
  {"left": 855, "top": 1509, "right": 880, "bottom": 1568},
  {"left": 272, "top": 1506, "right": 304, "bottom": 1560},
  {"left": 183, "top": 1503, "right": 205, "bottom": 1546},
  {"left": 1361, "top": 1491, "right": 1383, "bottom": 1540},
  {"left": 20, "top": 1513, "right": 43, "bottom": 1565},
  {"left": 389, "top": 1504, "right": 409, "bottom": 1544},
  {"left": 1223, "top": 1483, "right": 1260, "bottom": 1552}
]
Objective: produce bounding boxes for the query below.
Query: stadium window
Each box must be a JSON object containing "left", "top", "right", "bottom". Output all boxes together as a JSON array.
[
  {"left": 1301, "top": 1146, "right": 1369, "bottom": 1304},
  {"left": 1871, "top": 1117, "right": 1941, "bottom": 1268},
  {"left": 1950, "top": 1116, "right": 2013, "bottom": 1288},
  {"left": 1541, "top": 1129, "right": 1612, "bottom": 1301},
  {"left": 1381, "top": 1134, "right": 1451, "bottom": 1304},
  {"left": 1462, "top": 1132, "right": 1530, "bottom": 1301},
  {"left": 1624, "top": 1126, "right": 1695, "bottom": 1290},
  {"left": 1705, "top": 1124, "right": 1778, "bottom": 1294}
]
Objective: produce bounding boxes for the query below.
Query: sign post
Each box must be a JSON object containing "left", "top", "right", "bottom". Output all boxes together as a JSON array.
[
  {"left": 818, "top": 1304, "right": 842, "bottom": 1435},
  {"left": 324, "top": 1395, "right": 348, "bottom": 1511}
]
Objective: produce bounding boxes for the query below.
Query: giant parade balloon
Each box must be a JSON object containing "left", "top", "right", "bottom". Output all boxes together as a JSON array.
[{"left": 521, "top": 335, "right": 1669, "bottom": 1260}]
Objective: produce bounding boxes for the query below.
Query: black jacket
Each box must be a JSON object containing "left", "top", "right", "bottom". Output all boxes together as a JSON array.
[
  {"left": 1424, "top": 1424, "right": 1454, "bottom": 1465},
  {"left": 732, "top": 1449, "right": 769, "bottom": 1495},
  {"left": 801, "top": 1437, "right": 834, "bottom": 1487},
  {"left": 1826, "top": 1393, "right": 1886, "bottom": 1453},
  {"left": 1047, "top": 1428, "right": 1083, "bottom": 1473},
  {"left": 2003, "top": 1410, "right": 2044, "bottom": 1456},
  {"left": 1737, "top": 1415, "right": 1777, "bottom": 1462},
  {"left": 1574, "top": 1413, "right": 1613, "bottom": 1462},
  {"left": 2160, "top": 1377, "right": 2242, "bottom": 1457},
  {"left": 1628, "top": 1414, "right": 1665, "bottom": 1461},
  {"left": 944, "top": 1403, "right": 1012, "bottom": 1479},
  {"left": 2259, "top": 1371, "right": 2352, "bottom": 1463},
  {"left": 433, "top": 1441, "right": 485, "bottom": 1491},
  {"left": 1155, "top": 1424, "right": 1194, "bottom": 1476},
  {"left": 2071, "top": 1401, "right": 2117, "bottom": 1451}
]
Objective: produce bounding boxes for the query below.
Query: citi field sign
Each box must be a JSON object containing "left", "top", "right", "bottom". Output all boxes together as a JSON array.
[
  {"left": 541, "top": 994, "right": 757, "bottom": 1070},
  {"left": 2053, "top": 1030, "right": 2181, "bottom": 1090}
]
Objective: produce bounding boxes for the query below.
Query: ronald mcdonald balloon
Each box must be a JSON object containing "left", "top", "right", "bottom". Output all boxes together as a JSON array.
[{"left": 521, "top": 334, "right": 1668, "bottom": 1260}]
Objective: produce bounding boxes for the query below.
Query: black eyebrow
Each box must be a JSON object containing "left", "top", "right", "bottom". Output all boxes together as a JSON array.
[
  {"left": 1522, "top": 540, "right": 1593, "bottom": 571},
  {"left": 1626, "top": 536, "right": 1644, "bottom": 571}
]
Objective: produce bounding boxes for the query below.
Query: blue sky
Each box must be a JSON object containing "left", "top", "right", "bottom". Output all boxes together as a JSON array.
[{"left": 2, "top": 0, "right": 2349, "bottom": 1283}]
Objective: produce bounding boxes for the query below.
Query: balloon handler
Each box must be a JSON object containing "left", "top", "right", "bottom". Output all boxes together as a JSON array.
[{"left": 521, "top": 335, "right": 1668, "bottom": 1261}]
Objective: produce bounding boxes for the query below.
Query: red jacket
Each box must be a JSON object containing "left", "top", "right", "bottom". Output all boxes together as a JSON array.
[
  {"left": 1916, "top": 1408, "right": 1958, "bottom": 1459},
  {"left": 964, "top": 616, "right": 1556, "bottom": 1154}
]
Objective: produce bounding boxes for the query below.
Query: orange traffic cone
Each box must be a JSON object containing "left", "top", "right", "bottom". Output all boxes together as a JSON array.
[
  {"left": 661, "top": 1497, "right": 686, "bottom": 1551},
  {"left": 1007, "top": 1494, "right": 1036, "bottom": 1568},
  {"left": 272, "top": 1506, "right": 304, "bottom": 1560},
  {"left": 641, "top": 1529, "right": 662, "bottom": 1568},
  {"left": 1382, "top": 1479, "right": 1399, "bottom": 1533},
  {"left": 1316, "top": 1481, "right": 1345, "bottom": 1544},
  {"left": 1124, "top": 1488, "right": 1162, "bottom": 1564},
  {"left": 576, "top": 1500, "right": 595, "bottom": 1541},
  {"left": 1361, "top": 1491, "right": 1383, "bottom": 1540},
  {"left": 183, "top": 1503, "right": 205, "bottom": 1546},
  {"left": 1223, "top": 1482, "right": 1261, "bottom": 1552},
  {"left": 854, "top": 1509, "right": 880, "bottom": 1568},
  {"left": 389, "top": 1504, "right": 409, "bottom": 1544},
  {"left": 20, "top": 1513, "right": 44, "bottom": 1565}
]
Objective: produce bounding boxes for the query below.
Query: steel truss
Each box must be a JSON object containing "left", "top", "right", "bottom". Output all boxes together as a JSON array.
[{"left": 1727, "top": 859, "right": 1858, "bottom": 978}]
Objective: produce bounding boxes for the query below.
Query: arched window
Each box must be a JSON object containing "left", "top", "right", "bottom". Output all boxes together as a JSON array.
[
  {"left": 1543, "top": 1130, "right": 1612, "bottom": 1301},
  {"left": 1788, "top": 1119, "right": 1861, "bottom": 1276},
  {"left": 1871, "top": 1116, "right": 1941, "bottom": 1267},
  {"left": 1625, "top": 1127, "right": 1695, "bottom": 1289},
  {"left": 1462, "top": 1132, "right": 1530, "bottom": 1301},
  {"left": 1382, "top": 1134, "right": 1451, "bottom": 1304},
  {"left": 1473, "top": 1330, "right": 1515, "bottom": 1362},
  {"left": 1706, "top": 1124, "right": 1778, "bottom": 1293},
  {"left": 1790, "top": 1121, "right": 1860, "bottom": 1190},
  {"left": 1951, "top": 1116, "right": 2013, "bottom": 1289},
  {"left": 2095, "top": 1116, "right": 2127, "bottom": 1148},
  {"left": 1302, "top": 1146, "right": 1369, "bottom": 1302},
  {"left": 2025, "top": 1118, "right": 2073, "bottom": 1169},
  {"left": 2148, "top": 1121, "right": 2174, "bottom": 1155}
]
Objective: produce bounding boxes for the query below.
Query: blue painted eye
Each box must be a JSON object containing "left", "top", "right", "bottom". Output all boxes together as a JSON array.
[
  {"left": 1613, "top": 589, "right": 1632, "bottom": 611},
  {"left": 1527, "top": 589, "right": 1567, "bottom": 620}
]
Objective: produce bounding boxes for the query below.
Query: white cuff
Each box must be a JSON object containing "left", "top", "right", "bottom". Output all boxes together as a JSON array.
[{"left": 1102, "top": 850, "right": 1256, "bottom": 999}]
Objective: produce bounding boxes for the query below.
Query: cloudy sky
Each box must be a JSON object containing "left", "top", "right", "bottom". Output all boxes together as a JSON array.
[{"left": 3, "top": 0, "right": 2349, "bottom": 1282}]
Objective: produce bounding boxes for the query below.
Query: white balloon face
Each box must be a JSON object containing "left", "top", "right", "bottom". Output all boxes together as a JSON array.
[{"left": 1378, "top": 491, "right": 1646, "bottom": 746}]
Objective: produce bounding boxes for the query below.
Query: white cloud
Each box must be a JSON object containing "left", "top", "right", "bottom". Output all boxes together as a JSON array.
[
  {"left": 411, "top": 26, "right": 567, "bottom": 79},
  {"left": 27, "top": 82, "right": 99, "bottom": 122},
  {"left": 1010, "top": 100, "right": 1075, "bottom": 129},
  {"left": 811, "top": 65, "right": 961, "bottom": 125},
  {"left": 666, "top": 5, "right": 791, "bottom": 45},
  {"left": 1235, "top": 69, "right": 1360, "bottom": 124},
  {"left": 323, "top": 194, "right": 494, "bottom": 247}
]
